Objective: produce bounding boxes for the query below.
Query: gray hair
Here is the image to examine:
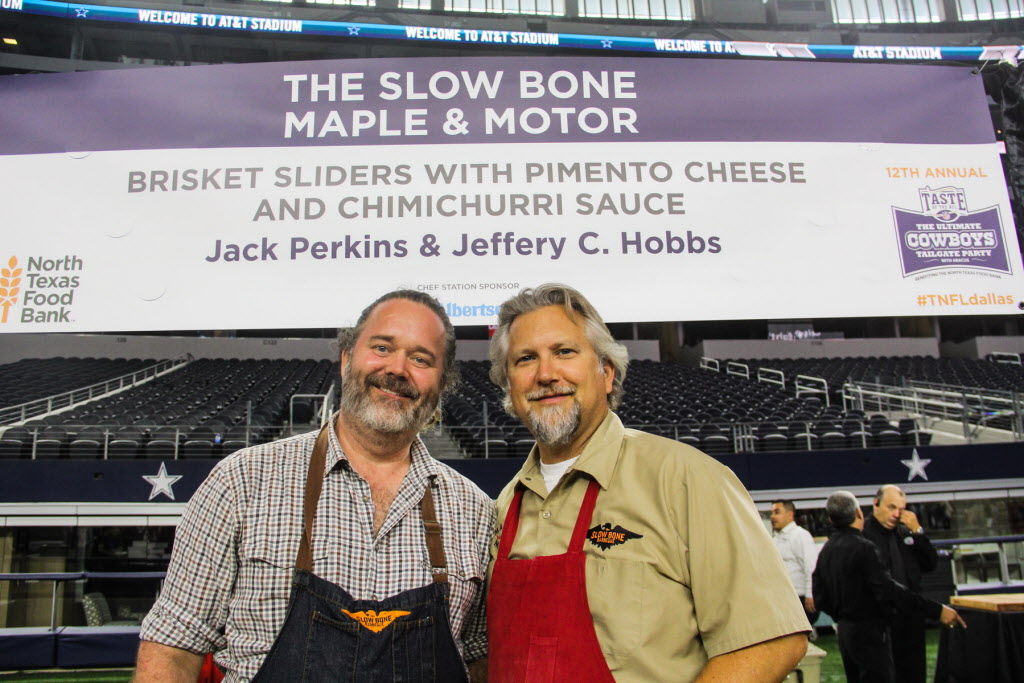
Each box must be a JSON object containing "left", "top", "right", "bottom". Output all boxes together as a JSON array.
[
  {"left": 826, "top": 491, "right": 860, "bottom": 527},
  {"left": 488, "top": 283, "right": 628, "bottom": 410},
  {"left": 336, "top": 290, "right": 459, "bottom": 394}
]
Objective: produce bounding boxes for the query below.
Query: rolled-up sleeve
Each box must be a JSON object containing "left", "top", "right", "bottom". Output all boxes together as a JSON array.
[
  {"left": 460, "top": 497, "right": 497, "bottom": 662},
  {"left": 141, "top": 461, "right": 240, "bottom": 653}
]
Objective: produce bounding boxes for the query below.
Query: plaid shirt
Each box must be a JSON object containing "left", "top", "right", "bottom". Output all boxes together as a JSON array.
[{"left": 141, "top": 416, "right": 496, "bottom": 681}]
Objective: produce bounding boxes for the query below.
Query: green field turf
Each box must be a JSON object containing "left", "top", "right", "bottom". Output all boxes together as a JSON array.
[
  {"left": 814, "top": 627, "right": 941, "bottom": 682},
  {"left": 0, "top": 629, "right": 942, "bottom": 682}
]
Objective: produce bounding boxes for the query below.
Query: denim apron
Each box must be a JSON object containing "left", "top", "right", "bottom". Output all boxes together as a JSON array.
[{"left": 251, "top": 426, "right": 469, "bottom": 682}]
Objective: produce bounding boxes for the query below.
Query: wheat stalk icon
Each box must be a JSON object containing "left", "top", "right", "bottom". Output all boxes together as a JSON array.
[{"left": 0, "top": 256, "right": 22, "bottom": 323}]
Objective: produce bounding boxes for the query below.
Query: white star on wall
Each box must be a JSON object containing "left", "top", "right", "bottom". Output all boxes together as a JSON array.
[
  {"left": 143, "top": 462, "right": 183, "bottom": 501},
  {"left": 75, "top": 8, "right": 89, "bottom": 17},
  {"left": 601, "top": 39, "right": 613, "bottom": 48},
  {"left": 348, "top": 27, "right": 360, "bottom": 35},
  {"left": 901, "top": 449, "right": 932, "bottom": 482}
]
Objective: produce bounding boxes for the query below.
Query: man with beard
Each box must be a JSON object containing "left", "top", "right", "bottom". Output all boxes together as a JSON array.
[
  {"left": 485, "top": 284, "right": 810, "bottom": 683},
  {"left": 136, "top": 291, "right": 495, "bottom": 682}
]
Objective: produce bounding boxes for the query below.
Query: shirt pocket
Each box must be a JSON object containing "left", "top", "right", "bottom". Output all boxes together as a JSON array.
[
  {"left": 588, "top": 557, "right": 651, "bottom": 660},
  {"left": 241, "top": 519, "right": 301, "bottom": 570},
  {"left": 239, "top": 522, "right": 327, "bottom": 620},
  {"left": 233, "top": 527, "right": 306, "bottom": 652}
]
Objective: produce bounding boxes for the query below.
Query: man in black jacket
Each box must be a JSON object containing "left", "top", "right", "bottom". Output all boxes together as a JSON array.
[
  {"left": 813, "top": 491, "right": 964, "bottom": 683},
  {"left": 863, "top": 484, "right": 937, "bottom": 683}
]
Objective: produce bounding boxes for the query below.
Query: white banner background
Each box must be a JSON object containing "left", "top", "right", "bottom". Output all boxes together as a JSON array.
[{"left": 2, "top": 138, "right": 1021, "bottom": 331}]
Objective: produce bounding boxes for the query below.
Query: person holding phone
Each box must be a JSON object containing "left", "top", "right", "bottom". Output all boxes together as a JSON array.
[{"left": 863, "top": 484, "right": 938, "bottom": 683}]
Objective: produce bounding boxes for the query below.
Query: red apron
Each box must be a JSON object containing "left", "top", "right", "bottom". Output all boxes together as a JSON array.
[{"left": 488, "top": 479, "right": 616, "bottom": 683}]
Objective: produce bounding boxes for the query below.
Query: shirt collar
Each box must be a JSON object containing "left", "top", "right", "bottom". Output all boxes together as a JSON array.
[
  {"left": 514, "top": 410, "right": 623, "bottom": 492},
  {"left": 775, "top": 521, "right": 797, "bottom": 536},
  {"left": 324, "top": 411, "right": 439, "bottom": 484}
]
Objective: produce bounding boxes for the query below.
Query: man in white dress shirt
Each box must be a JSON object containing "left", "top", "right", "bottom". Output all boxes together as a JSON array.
[{"left": 770, "top": 500, "right": 819, "bottom": 634}]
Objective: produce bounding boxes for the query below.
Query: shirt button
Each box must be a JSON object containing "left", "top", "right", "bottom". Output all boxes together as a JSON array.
[
  {"left": 371, "top": 594, "right": 378, "bottom": 600},
  {"left": 458, "top": 570, "right": 466, "bottom": 577},
  {"left": 362, "top": 495, "right": 370, "bottom": 503},
  {"left": 542, "top": 511, "right": 551, "bottom": 519}
]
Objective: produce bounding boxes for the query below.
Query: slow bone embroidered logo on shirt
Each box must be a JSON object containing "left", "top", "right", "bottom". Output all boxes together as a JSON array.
[
  {"left": 587, "top": 523, "right": 643, "bottom": 550},
  {"left": 341, "top": 609, "right": 412, "bottom": 632}
]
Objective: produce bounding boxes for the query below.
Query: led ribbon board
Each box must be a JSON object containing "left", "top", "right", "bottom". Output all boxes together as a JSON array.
[{"left": 1, "top": 0, "right": 1023, "bottom": 62}]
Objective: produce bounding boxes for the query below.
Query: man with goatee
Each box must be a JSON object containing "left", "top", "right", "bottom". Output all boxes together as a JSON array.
[
  {"left": 486, "top": 283, "right": 809, "bottom": 683},
  {"left": 136, "top": 291, "right": 494, "bottom": 683}
]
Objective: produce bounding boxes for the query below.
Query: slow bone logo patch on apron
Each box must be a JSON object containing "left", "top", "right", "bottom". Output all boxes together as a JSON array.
[{"left": 341, "top": 609, "right": 411, "bottom": 632}]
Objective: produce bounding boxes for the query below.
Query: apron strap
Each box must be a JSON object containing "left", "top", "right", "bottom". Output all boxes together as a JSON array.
[
  {"left": 297, "top": 424, "right": 332, "bottom": 573},
  {"left": 498, "top": 479, "right": 601, "bottom": 560},
  {"left": 296, "top": 424, "right": 451, "bottom": 583},
  {"left": 421, "top": 483, "right": 449, "bottom": 584},
  {"left": 497, "top": 487, "right": 525, "bottom": 561},
  {"left": 568, "top": 479, "right": 601, "bottom": 553}
]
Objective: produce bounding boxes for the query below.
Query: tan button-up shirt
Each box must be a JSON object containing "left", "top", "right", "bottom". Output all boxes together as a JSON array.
[{"left": 491, "top": 412, "right": 809, "bottom": 682}]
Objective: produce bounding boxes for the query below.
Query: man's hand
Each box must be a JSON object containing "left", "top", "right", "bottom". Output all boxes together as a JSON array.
[
  {"left": 467, "top": 657, "right": 488, "bottom": 683},
  {"left": 803, "top": 596, "right": 815, "bottom": 613},
  {"left": 899, "top": 509, "right": 922, "bottom": 533},
  {"left": 939, "top": 605, "right": 967, "bottom": 629}
]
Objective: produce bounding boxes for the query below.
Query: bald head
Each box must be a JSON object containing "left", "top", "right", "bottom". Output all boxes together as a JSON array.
[{"left": 873, "top": 484, "right": 906, "bottom": 529}]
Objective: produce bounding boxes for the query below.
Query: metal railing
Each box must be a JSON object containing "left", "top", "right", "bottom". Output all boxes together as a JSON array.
[
  {"left": 796, "top": 375, "right": 830, "bottom": 406},
  {"left": 726, "top": 361, "right": 750, "bottom": 379},
  {"left": 990, "top": 352, "right": 1022, "bottom": 366},
  {"left": 699, "top": 357, "right": 720, "bottom": 372},
  {"left": 439, "top": 416, "right": 930, "bottom": 457},
  {"left": 843, "top": 380, "right": 1024, "bottom": 440},
  {"left": 0, "top": 355, "right": 191, "bottom": 426},
  {"left": 757, "top": 366, "right": 786, "bottom": 390},
  {"left": 934, "top": 535, "right": 1024, "bottom": 590},
  {"left": 2, "top": 420, "right": 274, "bottom": 460},
  {"left": 288, "top": 384, "right": 336, "bottom": 432},
  {"left": 0, "top": 571, "right": 165, "bottom": 631}
]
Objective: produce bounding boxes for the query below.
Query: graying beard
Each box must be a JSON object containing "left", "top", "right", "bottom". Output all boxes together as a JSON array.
[{"left": 526, "top": 400, "right": 581, "bottom": 446}]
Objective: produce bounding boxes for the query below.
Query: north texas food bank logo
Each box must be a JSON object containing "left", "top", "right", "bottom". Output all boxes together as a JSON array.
[
  {"left": 0, "top": 254, "right": 83, "bottom": 324},
  {"left": 0, "top": 257, "right": 22, "bottom": 324},
  {"left": 892, "top": 187, "right": 1011, "bottom": 277}
]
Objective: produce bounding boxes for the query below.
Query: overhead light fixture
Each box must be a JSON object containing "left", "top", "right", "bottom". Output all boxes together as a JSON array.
[{"left": 2, "top": 37, "right": 17, "bottom": 45}]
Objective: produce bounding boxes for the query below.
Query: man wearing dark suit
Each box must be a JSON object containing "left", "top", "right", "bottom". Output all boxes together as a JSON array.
[
  {"left": 863, "top": 484, "right": 938, "bottom": 683},
  {"left": 813, "top": 491, "right": 964, "bottom": 683}
]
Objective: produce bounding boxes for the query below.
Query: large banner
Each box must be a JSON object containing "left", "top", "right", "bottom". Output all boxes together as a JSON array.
[{"left": 0, "top": 56, "right": 1021, "bottom": 331}]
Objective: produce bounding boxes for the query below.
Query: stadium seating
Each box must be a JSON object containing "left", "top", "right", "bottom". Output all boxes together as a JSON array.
[
  {"left": 441, "top": 359, "right": 921, "bottom": 457},
  {"left": 0, "top": 357, "right": 338, "bottom": 459},
  {"left": 2, "top": 355, "right": 1019, "bottom": 458}
]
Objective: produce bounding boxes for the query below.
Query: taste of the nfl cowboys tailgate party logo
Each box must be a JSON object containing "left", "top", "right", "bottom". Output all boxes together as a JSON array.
[{"left": 892, "top": 186, "right": 1011, "bottom": 277}]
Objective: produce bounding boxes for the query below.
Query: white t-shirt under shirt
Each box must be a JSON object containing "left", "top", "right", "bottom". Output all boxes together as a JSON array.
[{"left": 539, "top": 456, "right": 579, "bottom": 494}]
